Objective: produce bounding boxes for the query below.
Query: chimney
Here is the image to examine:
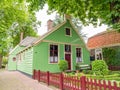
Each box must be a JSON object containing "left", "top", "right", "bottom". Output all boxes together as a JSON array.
[
  {"left": 20, "top": 32, "right": 23, "bottom": 42},
  {"left": 64, "top": 14, "right": 71, "bottom": 21},
  {"left": 47, "top": 19, "right": 53, "bottom": 31}
]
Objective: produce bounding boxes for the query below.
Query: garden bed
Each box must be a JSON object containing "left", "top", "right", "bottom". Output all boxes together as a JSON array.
[{"left": 65, "top": 70, "right": 120, "bottom": 87}]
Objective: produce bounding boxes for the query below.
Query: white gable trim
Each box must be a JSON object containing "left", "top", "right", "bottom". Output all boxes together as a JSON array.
[
  {"left": 69, "top": 20, "right": 88, "bottom": 50},
  {"left": 9, "top": 45, "right": 19, "bottom": 55},
  {"left": 34, "top": 21, "right": 66, "bottom": 45}
]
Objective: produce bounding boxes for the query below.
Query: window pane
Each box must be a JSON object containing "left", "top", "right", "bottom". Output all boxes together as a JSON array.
[
  {"left": 66, "top": 28, "right": 70, "bottom": 35},
  {"left": 50, "top": 45, "right": 58, "bottom": 63},
  {"left": 50, "top": 51, "right": 53, "bottom": 56},
  {"left": 50, "top": 57, "right": 53, "bottom": 62},
  {"left": 76, "top": 57, "right": 82, "bottom": 62},
  {"left": 65, "top": 45, "right": 71, "bottom": 52},
  {"left": 55, "top": 57, "right": 58, "bottom": 62},
  {"left": 54, "top": 45, "right": 58, "bottom": 50},
  {"left": 76, "top": 48, "right": 82, "bottom": 62},
  {"left": 50, "top": 45, "right": 53, "bottom": 50},
  {"left": 54, "top": 51, "right": 58, "bottom": 56}
]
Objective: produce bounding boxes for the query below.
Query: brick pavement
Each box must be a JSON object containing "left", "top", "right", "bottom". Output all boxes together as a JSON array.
[{"left": 0, "top": 70, "right": 59, "bottom": 90}]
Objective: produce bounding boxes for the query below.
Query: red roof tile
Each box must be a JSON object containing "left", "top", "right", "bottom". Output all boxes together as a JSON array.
[{"left": 87, "top": 30, "right": 120, "bottom": 49}]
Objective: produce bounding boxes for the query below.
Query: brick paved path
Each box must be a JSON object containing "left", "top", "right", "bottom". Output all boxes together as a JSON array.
[{"left": 0, "top": 70, "right": 59, "bottom": 90}]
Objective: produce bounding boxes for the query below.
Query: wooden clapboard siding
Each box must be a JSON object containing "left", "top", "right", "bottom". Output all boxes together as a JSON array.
[
  {"left": 33, "top": 20, "right": 90, "bottom": 73},
  {"left": 8, "top": 19, "right": 90, "bottom": 74},
  {"left": 8, "top": 45, "right": 25, "bottom": 70},
  {"left": 44, "top": 21, "right": 85, "bottom": 45},
  {"left": 17, "top": 47, "right": 33, "bottom": 75}
]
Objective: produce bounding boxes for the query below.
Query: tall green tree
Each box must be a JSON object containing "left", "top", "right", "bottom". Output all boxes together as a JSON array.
[
  {"left": 47, "top": 0, "right": 120, "bottom": 31},
  {"left": 0, "top": 0, "right": 40, "bottom": 68}
]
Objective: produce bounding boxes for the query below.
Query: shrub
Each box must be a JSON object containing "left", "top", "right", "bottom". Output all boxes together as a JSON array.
[
  {"left": 82, "top": 70, "right": 93, "bottom": 74},
  {"left": 75, "top": 63, "right": 80, "bottom": 70},
  {"left": 92, "top": 60, "right": 109, "bottom": 76},
  {"left": 2, "top": 57, "right": 8, "bottom": 68},
  {"left": 2, "top": 58, "right": 8, "bottom": 65},
  {"left": 103, "top": 47, "right": 120, "bottom": 66},
  {"left": 58, "top": 60, "right": 68, "bottom": 72}
]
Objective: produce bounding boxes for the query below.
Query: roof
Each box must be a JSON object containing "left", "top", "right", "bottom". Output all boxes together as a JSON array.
[
  {"left": 34, "top": 21, "right": 66, "bottom": 45},
  {"left": 19, "top": 36, "right": 37, "bottom": 46},
  {"left": 34, "top": 20, "right": 86, "bottom": 47},
  {"left": 17, "top": 19, "right": 88, "bottom": 53},
  {"left": 87, "top": 30, "right": 120, "bottom": 49}
]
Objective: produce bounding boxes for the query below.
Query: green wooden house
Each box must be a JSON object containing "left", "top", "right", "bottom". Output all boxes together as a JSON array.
[
  {"left": 8, "top": 36, "right": 37, "bottom": 72},
  {"left": 8, "top": 16, "right": 90, "bottom": 75}
]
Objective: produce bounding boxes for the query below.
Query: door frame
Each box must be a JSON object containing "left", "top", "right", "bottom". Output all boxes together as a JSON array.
[
  {"left": 64, "top": 44, "right": 72, "bottom": 70},
  {"left": 65, "top": 53, "right": 71, "bottom": 70}
]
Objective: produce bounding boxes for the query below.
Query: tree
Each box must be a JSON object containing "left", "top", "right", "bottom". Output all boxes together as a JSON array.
[
  {"left": 0, "top": 0, "right": 40, "bottom": 68},
  {"left": 47, "top": 0, "right": 120, "bottom": 31}
]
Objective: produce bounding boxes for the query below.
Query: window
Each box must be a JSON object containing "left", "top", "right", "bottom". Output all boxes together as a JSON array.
[
  {"left": 13, "top": 57, "right": 16, "bottom": 61},
  {"left": 65, "top": 28, "right": 71, "bottom": 36},
  {"left": 90, "top": 49, "right": 95, "bottom": 61},
  {"left": 50, "top": 45, "right": 58, "bottom": 63},
  {"left": 21, "top": 53, "right": 23, "bottom": 61},
  {"left": 76, "top": 48, "right": 82, "bottom": 62},
  {"left": 95, "top": 48, "right": 103, "bottom": 60},
  {"left": 65, "top": 45, "right": 71, "bottom": 52},
  {"left": 17, "top": 53, "right": 21, "bottom": 62},
  {"left": 19, "top": 53, "right": 21, "bottom": 61}
]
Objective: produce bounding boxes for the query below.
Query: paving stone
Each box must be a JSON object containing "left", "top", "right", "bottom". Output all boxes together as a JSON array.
[{"left": 0, "top": 70, "right": 59, "bottom": 90}]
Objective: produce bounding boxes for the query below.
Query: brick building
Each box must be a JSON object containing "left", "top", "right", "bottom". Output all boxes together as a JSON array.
[{"left": 87, "top": 30, "right": 120, "bottom": 62}]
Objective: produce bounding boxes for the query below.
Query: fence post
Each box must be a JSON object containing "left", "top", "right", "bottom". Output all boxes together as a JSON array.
[
  {"left": 47, "top": 71, "right": 50, "bottom": 86},
  {"left": 32, "top": 69, "right": 35, "bottom": 79},
  {"left": 60, "top": 73, "right": 63, "bottom": 90},
  {"left": 80, "top": 76, "right": 86, "bottom": 90},
  {"left": 38, "top": 70, "right": 40, "bottom": 82},
  {"left": 113, "top": 82, "right": 117, "bottom": 90}
]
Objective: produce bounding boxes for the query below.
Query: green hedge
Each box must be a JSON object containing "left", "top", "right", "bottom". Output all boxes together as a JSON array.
[
  {"left": 103, "top": 47, "right": 120, "bottom": 66},
  {"left": 92, "top": 60, "right": 109, "bottom": 76}
]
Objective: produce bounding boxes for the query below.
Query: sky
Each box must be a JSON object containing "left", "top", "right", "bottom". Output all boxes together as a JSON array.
[{"left": 36, "top": 5, "right": 108, "bottom": 41}]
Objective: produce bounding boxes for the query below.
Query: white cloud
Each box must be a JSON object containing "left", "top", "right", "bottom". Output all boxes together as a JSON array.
[
  {"left": 36, "top": 4, "right": 56, "bottom": 35},
  {"left": 83, "top": 24, "right": 108, "bottom": 38}
]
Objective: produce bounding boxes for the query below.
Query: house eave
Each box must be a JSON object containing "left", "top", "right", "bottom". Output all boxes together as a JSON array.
[
  {"left": 88, "top": 43, "right": 120, "bottom": 50},
  {"left": 33, "top": 21, "right": 66, "bottom": 46}
]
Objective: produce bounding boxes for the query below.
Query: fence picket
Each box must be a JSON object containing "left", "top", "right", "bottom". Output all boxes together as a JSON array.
[
  {"left": 33, "top": 70, "right": 120, "bottom": 90},
  {"left": 108, "top": 81, "right": 112, "bottom": 90},
  {"left": 38, "top": 70, "right": 40, "bottom": 82},
  {"left": 103, "top": 80, "right": 107, "bottom": 90},
  {"left": 90, "top": 78, "right": 93, "bottom": 90},
  {"left": 113, "top": 82, "right": 117, "bottom": 90},
  {"left": 94, "top": 79, "right": 97, "bottom": 90},
  {"left": 98, "top": 80, "right": 102, "bottom": 90},
  {"left": 60, "top": 73, "right": 63, "bottom": 90}
]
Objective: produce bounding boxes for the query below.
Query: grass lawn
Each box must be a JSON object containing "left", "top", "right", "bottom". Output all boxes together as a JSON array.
[{"left": 86, "top": 71, "right": 120, "bottom": 81}]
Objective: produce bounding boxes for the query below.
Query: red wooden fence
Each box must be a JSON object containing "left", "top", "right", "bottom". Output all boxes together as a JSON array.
[
  {"left": 33, "top": 70, "right": 120, "bottom": 90},
  {"left": 109, "top": 65, "right": 120, "bottom": 71}
]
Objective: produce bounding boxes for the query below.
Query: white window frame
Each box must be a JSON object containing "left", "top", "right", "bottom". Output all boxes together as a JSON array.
[
  {"left": 76, "top": 47, "right": 82, "bottom": 63},
  {"left": 65, "top": 27, "right": 72, "bottom": 36},
  {"left": 49, "top": 44, "right": 58, "bottom": 63}
]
